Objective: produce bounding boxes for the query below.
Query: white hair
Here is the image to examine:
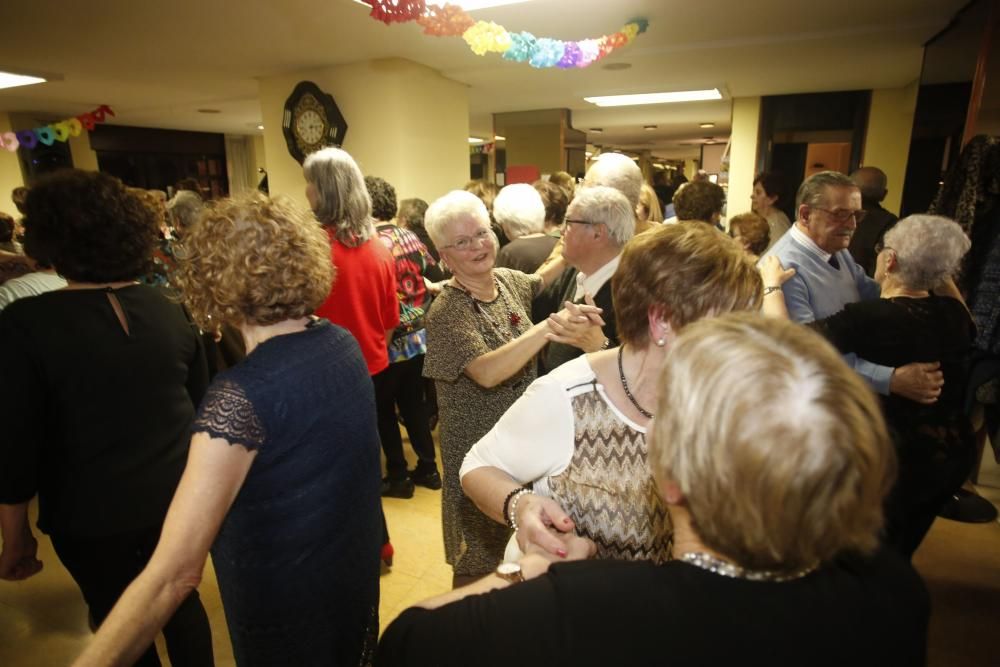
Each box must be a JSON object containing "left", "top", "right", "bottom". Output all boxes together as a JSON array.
[
  {"left": 425, "top": 190, "right": 492, "bottom": 248},
  {"left": 584, "top": 153, "right": 643, "bottom": 209},
  {"left": 568, "top": 185, "right": 636, "bottom": 247},
  {"left": 492, "top": 184, "right": 545, "bottom": 239},
  {"left": 883, "top": 214, "right": 970, "bottom": 290}
]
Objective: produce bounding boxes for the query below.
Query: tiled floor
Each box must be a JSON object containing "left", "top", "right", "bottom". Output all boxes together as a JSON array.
[{"left": 2, "top": 445, "right": 1000, "bottom": 666}]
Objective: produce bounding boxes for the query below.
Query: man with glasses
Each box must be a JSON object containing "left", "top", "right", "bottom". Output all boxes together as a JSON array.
[
  {"left": 761, "top": 170, "right": 943, "bottom": 403},
  {"left": 538, "top": 185, "right": 635, "bottom": 374}
]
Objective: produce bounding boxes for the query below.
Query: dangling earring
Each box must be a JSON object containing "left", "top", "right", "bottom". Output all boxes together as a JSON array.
[{"left": 656, "top": 338, "right": 666, "bottom": 347}]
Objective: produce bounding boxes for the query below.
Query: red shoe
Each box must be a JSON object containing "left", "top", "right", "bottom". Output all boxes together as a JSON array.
[{"left": 381, "top": 542, "right": 394, "bottom": 568}]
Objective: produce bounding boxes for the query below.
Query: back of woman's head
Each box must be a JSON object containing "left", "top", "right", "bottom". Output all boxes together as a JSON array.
[
  {"left": 613, "top": 223, "right": 762, "bottom": 346},
  {"left": 174, "top": 192, "right": 334, "bottom": 331},
  {"left": 883, "top": 215, "right": 970, "bottom": 290},
  {"left": 398, "top": 198, "right": 428, "bottom": 229},
  {"left": 364, "top": 175, "right": 398, "bottom": 222},
  {"left": 650, "top": 314, "right": 895, "bottom": 571},
  {"left": 303, "top": 147, "right": 372, "bottom": 245},
  {"left": 532, "top": 180, "right": 569, "bottom": 226},
  {"left": 0, "top": 212, "right": 14, "bottom": 243},
  {"left": 23, "top": 170, "right": 157, "bottom": 282},
  {"left": 729, "top": 212, "right": 770, "bottom": 255},
  {"left": 493, "top": 183, "right": 545, "bottom": 238}
]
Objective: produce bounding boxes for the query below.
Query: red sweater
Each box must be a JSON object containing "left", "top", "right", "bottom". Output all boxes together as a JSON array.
[{"left": 315, "top": 230, "right": 399, "bottom": 376}]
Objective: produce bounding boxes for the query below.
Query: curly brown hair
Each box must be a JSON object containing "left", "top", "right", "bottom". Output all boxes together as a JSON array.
[
  {"left": 672, "top": 181, "right": 726, "bottom": 223},
  {"left": 23, "top": 170, "right": 158, "bottom": 282},
  {"left": 173, "top": 193, "right": 334, "bottom": 330},
  {"left": 532, "top": 180, "right": 569, "bottom": 226},
  {"left": 613, "top": 223, "right": 762, "bottom": 346}
]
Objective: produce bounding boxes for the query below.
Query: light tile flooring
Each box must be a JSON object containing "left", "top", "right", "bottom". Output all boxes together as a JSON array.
[{"left": 2, "top": 446, "right": 1000, "bottom": 666}]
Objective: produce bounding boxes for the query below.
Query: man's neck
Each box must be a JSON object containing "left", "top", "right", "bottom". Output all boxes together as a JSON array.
[{"left": 574, "top": 245, "right": 620, "bottom": 276}]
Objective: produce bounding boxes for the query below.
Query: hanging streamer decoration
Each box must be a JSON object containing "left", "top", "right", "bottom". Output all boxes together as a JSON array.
[
  {"left": 0, "top": 105, "right": 115, "bottom": 153},
  {"left": 362, "top": 1, "right": 648, "bottom": 69}
]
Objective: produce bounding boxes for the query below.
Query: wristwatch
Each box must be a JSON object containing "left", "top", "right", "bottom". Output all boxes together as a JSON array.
[{"left": 495, "top": 562, "right": 524, "bottom": 584}]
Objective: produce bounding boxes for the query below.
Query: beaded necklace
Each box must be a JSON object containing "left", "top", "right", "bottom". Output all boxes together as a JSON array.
[
  {"left": 680, "top": 551, "right": 817, "bottom": 582},
  {"left": 617, "top": 345, "right": 653, "bottom": 419}
]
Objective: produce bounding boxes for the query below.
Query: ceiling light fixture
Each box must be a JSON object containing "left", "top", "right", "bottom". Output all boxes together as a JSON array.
[
  {"left": 257, "top": 125, "right": 264, "bottom": 130},
  {"left": 699, "top": 122, "right": 715, "bottom": 128},
  {"left": 468, "top": 137, "right": 485, "bottom": 144},
  {"left": 589, "top": 128, "right": 603, "bottom": 133},
  {"left": 584, "top": 89, "right": 722, "bottom": 107},
  {"left": 197, "top": 108, "right": 221, "bottom": 114},
  {"left": 643, "top": 125, "right": 657, "bottom": 130},
  {"left": 352, "top": 0, "right": 531, "bottom": 10},
  {"left": 494, "top": 135, "right": 506, "bottom": 141},
  {"left": 0, "top": 71, "right": 47, "bottom": 90}
]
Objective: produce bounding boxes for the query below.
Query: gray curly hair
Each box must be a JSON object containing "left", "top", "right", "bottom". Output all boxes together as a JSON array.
[{"left": 882, "top": 214, "right": 970, "bottom": 290}]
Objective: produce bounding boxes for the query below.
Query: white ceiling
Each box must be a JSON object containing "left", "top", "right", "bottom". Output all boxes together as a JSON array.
[{"left": 0, "top": 0, "right": 966, "bottom": 160}]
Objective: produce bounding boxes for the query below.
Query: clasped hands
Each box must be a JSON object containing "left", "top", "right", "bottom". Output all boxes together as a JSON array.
[
  {"left": 512, "top": 492, "right": 595, "bottom": 575},
  {"left": 545, "top": 294, "right": 607, "bottom": 352}
]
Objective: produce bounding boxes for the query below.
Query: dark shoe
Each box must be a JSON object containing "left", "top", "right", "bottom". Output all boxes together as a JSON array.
[
  {"left": 409, "top": 467, "right": 442, "bottom": 490},
  {"left": 381, "top": 477, "right": 415, "bottom": 499}
]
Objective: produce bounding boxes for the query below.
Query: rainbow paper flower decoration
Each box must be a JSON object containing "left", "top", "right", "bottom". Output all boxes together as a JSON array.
[{"left": 362, "top": 1, "right": 648, "bottom": 69}]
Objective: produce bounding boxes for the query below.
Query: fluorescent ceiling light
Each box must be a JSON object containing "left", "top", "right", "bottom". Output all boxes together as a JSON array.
[
  {"left": 468, "top": 137, "right": 484, "bottom": 144},
  {"left": 584, "top": 89, "right": 722, "bottom": 107},
  {"left": 494, "top": 135, "right": 506, "bottom": 141},
  {"left": 353, "top": 0, "right": 531, "bottom": 10},
  {"left": 699, "top": 122, "right": 715, "bottom": 128},
  {"left": 0, "top": 71, "right": 46, "bottom": 90}
]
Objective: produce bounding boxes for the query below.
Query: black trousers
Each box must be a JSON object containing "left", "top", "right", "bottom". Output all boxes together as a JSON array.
[
  {"left": 372, "top": 354, "right": 437, "bottom": 480},
  {"left": 50, "top": 526, "right": 215, "bottom": 667}
]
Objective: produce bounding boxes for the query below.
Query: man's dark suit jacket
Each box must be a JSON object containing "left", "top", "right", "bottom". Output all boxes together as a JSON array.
[{"left": 849, "top": 201, "right": 898, "bottom": 277}]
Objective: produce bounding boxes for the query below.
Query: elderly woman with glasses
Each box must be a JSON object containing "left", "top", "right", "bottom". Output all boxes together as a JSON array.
[
  {"left": 461, "top": 223, "right": 762, "bottom": 566},
  {"left": 761, "top": 214, "right": 976, "bottom": 558},
  {"left": 377, "top": 315, "right": 928, "bottom": 667},
  {"left": 422, "top": 190, "right": 602, "bottom": 586}
]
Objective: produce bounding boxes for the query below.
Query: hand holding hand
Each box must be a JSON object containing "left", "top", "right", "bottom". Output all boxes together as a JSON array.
[
  {"left": 759, "top": 255, "right": 796, "bottom": 288},
  {"left": 513, "top": 494, "right": 576, "bottom": 558},
  {"left": 546, "top": 295, "right": 607, "bottom": 352},
  {"left": 890, "top": 361, "right": 944, "bottom": 404},
  {"left": 0, "top": 531, "right": 43, "bottom": 581}
]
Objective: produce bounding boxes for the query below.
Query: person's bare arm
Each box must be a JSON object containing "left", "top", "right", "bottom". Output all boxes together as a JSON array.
[
  {"left": 464, "top": 321, "right": 551, "bottom": 388},
  {"left": 73, "top": 434, "right": 256, "bottom": 667},
  {"left": 758, "top": 255, "right": 797, "bottom": 319}
]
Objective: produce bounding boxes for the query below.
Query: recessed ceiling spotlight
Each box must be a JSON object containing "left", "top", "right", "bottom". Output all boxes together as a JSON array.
[
  {"left": 494, "top": 135, "right": 506, "bottom": 141},
  {"left": 602, "top": 62, "right": 632, "bottom": 71},
  {"left": 643, "top": 125, "right": 657, "bottom": 130},
  {"left": 589, "top": 128, "right": 603, "bottom": 133},
  {"left": 197, "top": 108, "right": 221, "bottom": 114},
  {"left": 584, "top": 89, "right": 723, "bottom": 107},
  {"left": 257, "top": 125, "right": 264, "bottom": 130},
  {"left": 699, "top": 122, "right": 715, "bottom": 128},
  {"left": 0, "top": 71, "right": 47, "bottom": 91}
]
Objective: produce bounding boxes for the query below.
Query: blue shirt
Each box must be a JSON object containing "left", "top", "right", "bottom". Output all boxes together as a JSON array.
[{"left": 761, "top": 225, "right": 892, "bottom": 394}]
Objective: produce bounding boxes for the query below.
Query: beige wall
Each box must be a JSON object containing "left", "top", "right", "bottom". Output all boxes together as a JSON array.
[
  {"left": 248, "top": 134, "right": 266, "bottom": 188},
  {"left": 69, "top": 131, "right": 99, "bottom": 172},
  {"left": 862, "top": 82, "right": 918, "bottom": 215},
  {"left": 258, "top": 58, "right": 469, "bottom": 209},
  {"left": 0, "top": 114, "right": 24, "bottom": 216},
  {"left": 505, "top": 124, "right": 562, "bottom": 175},
  {"left": 727, "top": 96, "right": 761, "bottom": 220}
]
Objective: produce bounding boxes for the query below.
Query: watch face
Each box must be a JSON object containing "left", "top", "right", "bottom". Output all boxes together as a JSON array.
[
  {"left": 496, "top": 562, "right": 521, "bottom": 576},
  {"left": 295, "top": 109, "right": 326, "bottom": 145}
]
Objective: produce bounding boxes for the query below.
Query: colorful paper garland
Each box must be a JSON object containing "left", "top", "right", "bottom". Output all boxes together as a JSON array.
[
  {"left": 0, "top": 105, "right": 115, "bottom": 153},
  {"left": 362, "top": 1, "right": 648, "bottom": 69}
]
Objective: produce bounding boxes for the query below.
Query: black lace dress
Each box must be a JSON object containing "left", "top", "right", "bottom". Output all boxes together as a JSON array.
[
  {"left": 193, "top": 319, "right": 382, "bottom": 666},
  {"left": 810, "top": 295, "right": 977, "bottom": 556}
]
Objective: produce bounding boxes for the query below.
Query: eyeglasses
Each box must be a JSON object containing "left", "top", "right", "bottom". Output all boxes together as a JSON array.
[
  {"left": 874, "top": 241, "right": 893, "bottom": 254},
  {"left": 440, "top": 228, "right": 492, "bottom": 251},
  {"left": 564, "top": 218, "right": 604, "bottom": 226},
  {"left": 812, "top": 207, "right": 867, "bottom": 224}
]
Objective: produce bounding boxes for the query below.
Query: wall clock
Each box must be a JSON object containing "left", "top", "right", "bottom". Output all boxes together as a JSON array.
[{"left": 282, "top": 81, "right": 348, "bottom": 163}]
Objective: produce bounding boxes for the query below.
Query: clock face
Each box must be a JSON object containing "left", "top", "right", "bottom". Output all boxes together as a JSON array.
[
  {"left": 295, "top": 109, "right": 326, "bottom": 146},
  {"left": 282, "top": 81, "right": 348, "bottom": 164}
]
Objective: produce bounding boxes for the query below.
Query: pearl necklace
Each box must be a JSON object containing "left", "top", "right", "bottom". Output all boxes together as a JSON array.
[{"left": 680, "top": 551, "right": 817, "bottom": 582}]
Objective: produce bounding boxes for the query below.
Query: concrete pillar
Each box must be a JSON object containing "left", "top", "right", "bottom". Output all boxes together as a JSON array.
[
  {"left": 728, "top": 97, "right": 762, "bottom": 219},
  {"left": 862, "top": 82, "right": 919, "bottom": 215},
  {"left": 258, "top": 58, "right": 469, "bottom": 207}
]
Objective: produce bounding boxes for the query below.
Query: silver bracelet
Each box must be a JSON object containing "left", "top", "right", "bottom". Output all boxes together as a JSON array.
[
  {"left": 507, "top": 489, "right": 533, "bottom": 533},
  {"left": 763, "top": 285, "right": 782, "bottom": 296}
]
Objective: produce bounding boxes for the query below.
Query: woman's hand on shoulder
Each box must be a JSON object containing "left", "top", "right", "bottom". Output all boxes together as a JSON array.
[
  {"left": 519, "top": 533, "right": 596, "bottom": 580},
  {"left": 759, "top": 255, "right": 795, "bottom": 287}
]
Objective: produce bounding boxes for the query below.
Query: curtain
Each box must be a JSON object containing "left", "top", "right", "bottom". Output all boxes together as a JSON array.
[{"left": 225, "top": 135, "right": 252, "bottom": 195}]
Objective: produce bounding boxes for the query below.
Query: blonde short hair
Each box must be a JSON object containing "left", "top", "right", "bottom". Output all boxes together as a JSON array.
[
  {"left": 613, "top": 224, "right": 762, "bottom": 346},
  {"left": 638, "top": 183, "right": 664, "bottom": 224},
  {"left": 650, "top": 314, "right": 895, "bottom": 571},
  {"left": 174, "top": 193, "right": 334, "bottom": 330}
]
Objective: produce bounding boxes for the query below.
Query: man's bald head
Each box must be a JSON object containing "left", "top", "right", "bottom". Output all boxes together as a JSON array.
[
  {"left": 584, "top": 153, "right": 643, "bottom": 209},
  {"left": 851, "top": 167, "right": 888, "bottom": 204}
]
